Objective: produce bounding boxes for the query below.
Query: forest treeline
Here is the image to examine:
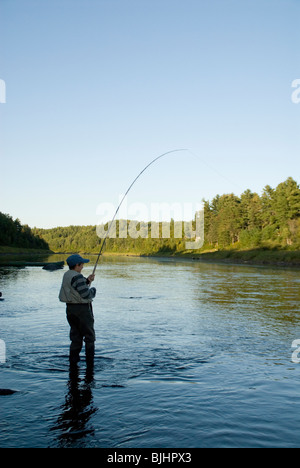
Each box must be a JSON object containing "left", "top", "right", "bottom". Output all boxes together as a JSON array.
[
  {"left": 0, "top": 212, "right": 49, "bottom": 250},
  {"left": 32, "top": 177, "right": 300, "bottom": 255}
]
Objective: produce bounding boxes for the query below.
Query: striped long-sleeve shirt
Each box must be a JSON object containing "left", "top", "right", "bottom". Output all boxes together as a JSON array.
[{"left": 71, "top": 274, "right": 96, "bottom": 301}]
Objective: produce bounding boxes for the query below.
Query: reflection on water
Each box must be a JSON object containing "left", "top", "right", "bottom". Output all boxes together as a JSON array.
[
  {"left": 50, "top": 364, "right": 97, "bottom": 448},
  {"left": 0, "top": 256, "right": 300, "bottom": 447}
]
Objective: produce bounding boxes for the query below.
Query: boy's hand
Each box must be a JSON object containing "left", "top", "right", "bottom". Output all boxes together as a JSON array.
[{"left": 87, "top": 274, "right": 95, "bottom": 283}]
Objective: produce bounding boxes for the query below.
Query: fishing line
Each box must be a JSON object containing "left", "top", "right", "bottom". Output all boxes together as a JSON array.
[
  {"left": 187, "top": 149, "right": 244, "bottom": 192},
  {"left": 92, "top": 148, "right": 189, "bottom": 276}
]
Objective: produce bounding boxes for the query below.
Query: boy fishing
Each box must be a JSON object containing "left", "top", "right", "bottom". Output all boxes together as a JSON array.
[{"left": 59, "top": 254, "right": 96, "bottom": 366}]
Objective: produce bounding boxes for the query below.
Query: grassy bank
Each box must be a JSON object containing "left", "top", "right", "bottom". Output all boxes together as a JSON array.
[
  {"left": 162, "top": 247, "right": 300, "bottom": 266},
  {"left": 1, "top": 245, "right": 299, "bottom": 267},
  {"left": 61, "top": 247, "right": 300, "bottom": 267}
]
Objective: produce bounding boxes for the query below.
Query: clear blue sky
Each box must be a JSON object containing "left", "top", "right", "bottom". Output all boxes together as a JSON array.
[{"left": 0, "top": 0, "right": 299, "bottom": 228}]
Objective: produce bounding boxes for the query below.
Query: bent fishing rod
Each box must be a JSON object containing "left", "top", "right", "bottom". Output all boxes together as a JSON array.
[{"left": 91, "top": 148, "right": 188, "bottom": 276}]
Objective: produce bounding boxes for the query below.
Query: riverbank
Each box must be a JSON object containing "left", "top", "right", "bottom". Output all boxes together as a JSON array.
[
  {"left": 109, "top": 247, "right": 300, "bottom": 267},
  {"left": 168, "top": 248, "right": 300, "bottom": 267},
  {"left": 0, "top": 246, "right": 299, "bottom": 268}
]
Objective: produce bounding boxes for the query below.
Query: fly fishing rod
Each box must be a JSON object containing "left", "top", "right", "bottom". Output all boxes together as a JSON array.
[{"left": 91, "top": 148, "right": 188, "bottom": 276}]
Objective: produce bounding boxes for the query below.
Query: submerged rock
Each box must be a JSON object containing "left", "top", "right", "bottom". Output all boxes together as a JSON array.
[
  {"left": 0, "top": 389, "right": 18, "bottom": 396},
  {"left": 42, "top": 262, "right": 64, "bottom": 271}
]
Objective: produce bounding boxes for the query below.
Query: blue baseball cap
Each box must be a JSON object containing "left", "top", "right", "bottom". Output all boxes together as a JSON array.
[{"left": 67, "top": 254, "right": 90, "bottom": 267}]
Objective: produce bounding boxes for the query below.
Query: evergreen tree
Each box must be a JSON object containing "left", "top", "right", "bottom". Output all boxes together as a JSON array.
[{"left": 240, "top": 189, "right": 263, "bottom": 230}]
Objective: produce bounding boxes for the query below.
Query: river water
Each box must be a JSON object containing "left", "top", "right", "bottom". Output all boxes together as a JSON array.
[{"left": 0, "top": 255, "right": 299, "bottom": 448}]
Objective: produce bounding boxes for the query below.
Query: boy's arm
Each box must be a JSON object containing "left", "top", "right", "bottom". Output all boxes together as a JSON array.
[
  {"left": 86, "top": 274, "right": 95, "bottom": 285},
  {"left": 71, "top": 274, "right": 96, "bottom": 300}
]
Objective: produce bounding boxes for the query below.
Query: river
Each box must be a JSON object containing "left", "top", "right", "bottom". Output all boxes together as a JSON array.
[{"left": 0, "top": 255, "right": 299, "bottom": 448}]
